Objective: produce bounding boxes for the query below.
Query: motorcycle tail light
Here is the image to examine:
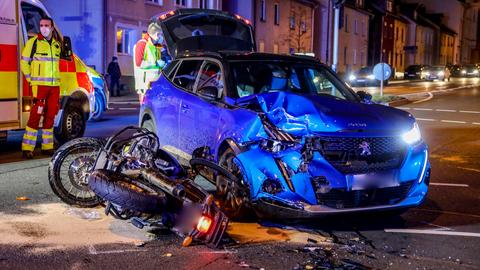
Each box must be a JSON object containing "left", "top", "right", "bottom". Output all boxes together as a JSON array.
[{"left": 196, "top": 215, "right": 212, "bottom": 234}]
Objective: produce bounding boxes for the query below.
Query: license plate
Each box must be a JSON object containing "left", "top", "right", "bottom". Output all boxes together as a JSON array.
[{"left": 351, "top": 171, "right": 398, "bottom": 190}]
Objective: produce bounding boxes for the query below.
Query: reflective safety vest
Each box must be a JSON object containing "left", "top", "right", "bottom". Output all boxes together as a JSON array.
[
  {"left": 21, "top": 34, "right": 61, "bottom": 87},
  {"left": 133, "top": 37, "right": 162, "bottom": 92}
]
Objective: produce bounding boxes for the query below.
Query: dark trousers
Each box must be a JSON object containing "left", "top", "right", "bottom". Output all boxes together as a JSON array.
[{"left": 109, "top": 76, "right": 121, "bottom": 97}]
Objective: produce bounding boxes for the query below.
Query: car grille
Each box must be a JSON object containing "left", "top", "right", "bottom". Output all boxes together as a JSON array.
[
  {"left": 312, "top": 180, "right": 415, "bottom": 209},
  {"left": 316, "top": 136, "right": 407, "bottom": 174}
]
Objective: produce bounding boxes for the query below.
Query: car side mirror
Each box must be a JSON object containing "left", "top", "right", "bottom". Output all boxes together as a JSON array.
[
  {"left": 197, "top": 86, "right": 220, "bottom": 101},
  {"left": 61, "top": 36, "right": 73, "bottom": 60},
  {"left": 357, "top": 90, "right": 372, "bottom": 103}
]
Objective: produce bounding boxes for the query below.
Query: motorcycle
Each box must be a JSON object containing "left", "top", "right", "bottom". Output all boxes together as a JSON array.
[{"left": 48, "top": 126, "right": 229, "bottom": 248}]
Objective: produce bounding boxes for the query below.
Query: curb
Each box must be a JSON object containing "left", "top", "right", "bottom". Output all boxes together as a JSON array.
[{"left": 388, "top": 98, "right": 411, "bottom": 107}]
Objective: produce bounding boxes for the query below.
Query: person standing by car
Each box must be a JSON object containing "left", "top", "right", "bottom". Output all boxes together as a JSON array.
[
  {"left": 20, "top": 16, "right": 61, "bottom": 159},
  {"left": 133, "top": 22, "right": 170, "bottom": 102},
  {"left": 107, "top": 56, "right": 122, "bottom": 97}
]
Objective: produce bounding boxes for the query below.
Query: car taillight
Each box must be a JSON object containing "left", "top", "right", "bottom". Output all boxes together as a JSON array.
[{"left": 196, "top": 215, "right": 212, "bottom": 233}]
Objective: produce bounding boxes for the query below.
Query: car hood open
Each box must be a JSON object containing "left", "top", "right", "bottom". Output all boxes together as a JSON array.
[{"left": 238, "top": 91, "right": 414, "bottom": 136}]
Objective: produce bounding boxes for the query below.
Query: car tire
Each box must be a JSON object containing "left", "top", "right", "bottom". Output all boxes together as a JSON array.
[
  {"left": 48, "top": 137, "right": 103, "bottom": 207},
  {"left": 141, "top": 118, "right": 156, "bottom": 134},
  {"left": 89, "top": 169, "right": 165, "bottom": 214},
  {"left": 217, "top": 147, "right": 253, "bottom": 220},
  {"left": 90, "top": 89, "right": 106, "bottom": 121},
  {"left": 55, "top": 103, "right": 86, "bottom": 145}
]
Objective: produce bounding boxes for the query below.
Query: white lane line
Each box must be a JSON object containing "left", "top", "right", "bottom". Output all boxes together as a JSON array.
[
  {"left": 473, "top": 122, "right": 480, "bottom": 125},
  {"left": 412, "top": 91, "right": 433, "bottom": 104},
  {"left": 413, "top": 108, "right": 433, "bottom": 111},
  {"left": 88, "top": 245, "right": 147, "bottom": 255},
  {"left": 384, "top": 229, "right": 480, "bottom": 238},
  {"left": 430, "top": 182, "right": 469, "bottom": 187},
  {"left": 459, "top": 110, "right": 480, "bottom": 114},
  {"left": 441, "top": 120, "right": 467, "bottom": 124},
  {"left": 420, "top": 222, "right": 453, "bottom": 231},
  {"left": 435, "top": 109, "right": 456, "bottom": 112},
  {"left": 397, "top": 107, "right": 411, "bottom": 110},
  {"left": 416, "top": 118, "right": 436, "bottom": 121},
  {"left": 109, "top": 101, "right": 140, "bottom": 105}
]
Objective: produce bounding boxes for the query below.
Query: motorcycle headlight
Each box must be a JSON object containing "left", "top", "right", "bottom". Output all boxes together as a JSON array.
[
  {"left": 402, "top": 122, "right": 422, "bottom": 145},
  {"left": 349, "top": 74, "right": 356, "bottom": 81}
]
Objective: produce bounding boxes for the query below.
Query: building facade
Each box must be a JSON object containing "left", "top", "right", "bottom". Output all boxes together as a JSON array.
[
  {"left": 337, "top": 0, "right": 370, "bottom": 74},
  {"left": 393, "top": 16, "right": 407, "bottom": 73}
]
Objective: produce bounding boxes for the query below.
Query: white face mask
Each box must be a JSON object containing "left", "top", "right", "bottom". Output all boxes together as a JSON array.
[{"left": 40, "top": 26, "right": 51, "bottom": 38}]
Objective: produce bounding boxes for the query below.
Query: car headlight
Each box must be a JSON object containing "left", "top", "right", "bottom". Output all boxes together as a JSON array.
[
  {"left": 462, "top": 70, "right": 467, "bottom": 74},
  {"left": 438, "top": 71, "right": 444, "bottom": 76},
  {"left": 367, "top": 74, "right": 375, "bottom": 80},
  {"left": 474, "top": 70, "right": 479, "bottom": 74},
  {"left": 349, "top": 74, "right": 356, "bottom": 81},
  {"left": 402, "top": 122, "right": 422, "bottom": 145}
]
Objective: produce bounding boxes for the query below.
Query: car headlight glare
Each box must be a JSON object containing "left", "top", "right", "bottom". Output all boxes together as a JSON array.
[
  {"left": 474, "top": 70, "right": 479, "bottom": 74},
  {"left": 349, "top": 74, "right": 356, "bottom": 81},
  {"left": 461, "top": 70, "right": 467, "bottom": 74},
  {"left": 402, "top": 122, "right": 422, "bottom": 145},
  {"left": 437, "top": 71, "right": 444, "bottom": 76},
  {"left": 367, "top": 74, "right": 375, "bottom": 80}
]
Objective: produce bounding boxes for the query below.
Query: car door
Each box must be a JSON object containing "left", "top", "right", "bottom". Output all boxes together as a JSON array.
[
  {"left": 177, "top": 59, "right": 223, "bottom": 156},
  {"left": 169, "top": 59, "right": 203, "bottom": 159}
]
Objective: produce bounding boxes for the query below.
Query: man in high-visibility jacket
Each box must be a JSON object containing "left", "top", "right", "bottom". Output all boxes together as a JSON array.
[
  {"left": 133, "top": 22, "right": 170, "bottom": 102},
  {"left": 20, "top": 16, "right": 61, "bottom": 159}
]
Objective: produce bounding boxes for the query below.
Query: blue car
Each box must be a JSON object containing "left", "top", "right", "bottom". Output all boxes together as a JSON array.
[{"left": 140, "top": 9, "right": 430, "bottom": 219}]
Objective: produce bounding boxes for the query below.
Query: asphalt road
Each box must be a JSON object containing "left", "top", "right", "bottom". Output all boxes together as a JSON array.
[{"left": 0, "top": 80, "right": 479, "bottom": 269}]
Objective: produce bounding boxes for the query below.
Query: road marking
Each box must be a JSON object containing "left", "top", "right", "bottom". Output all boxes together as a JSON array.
[
  {"left": 420, "top": 222, "right": 453, "bottom": 231},
  {"left": 416, "top": 118, "right": 436, "bottom": 121},
  {"left": 430, "top": 182, "right": 469, "bottom": 187},
  {"left": 459, "top": 110, "right": 480, "bottom": 114},
  {"left": 397, "top": 107, "right": 410, "bottom": 110},
  {"left": 441, "top": 120, "right": 466, "bottom": 124},
  {"left": 435, "top": 109, "right": 456, "bottom": 112},
  {"left": 413, "top": 108, "right": 433, "bottom": 111},
  {"left": 473, "top": 122, "right": 480, "bottom": 125},
  {"left": 109, "top": 101, "right": 140, "bottom": 105},
  {"left": 384, "top": 229, "right": 480, "bottom": 238},
  {"left": 88, "top": 245, "right": 147, "bottom": 255},
  {"left": 412, "top": 92, "right": 434, "bottom": 104}
]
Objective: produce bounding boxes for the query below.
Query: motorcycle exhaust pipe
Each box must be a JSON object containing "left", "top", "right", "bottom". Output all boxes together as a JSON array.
[{"left": 141, "top": 169, "right": 186, "bottom": 199}]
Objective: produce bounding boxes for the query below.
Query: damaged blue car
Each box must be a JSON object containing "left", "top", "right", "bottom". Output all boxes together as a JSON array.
[{"left": 140, "top": 9, "right": 430, "bottom": 219}]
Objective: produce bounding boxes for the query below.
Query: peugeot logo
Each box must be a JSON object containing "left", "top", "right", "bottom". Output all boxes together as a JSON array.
[{"left": 358, "top": 141, "right": 371, "bottom": 156}]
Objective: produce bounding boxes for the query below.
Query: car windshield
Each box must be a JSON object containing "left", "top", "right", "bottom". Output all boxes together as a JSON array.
[
  {"left": 358, "top": 67, "right": 373, "bottom": 75},
  {"left": 229, "top": 60, "right": 358, "bottom": 102}
]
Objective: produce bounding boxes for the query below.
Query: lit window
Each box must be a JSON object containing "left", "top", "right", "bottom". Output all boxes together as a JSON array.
[{"left": 116, "top": 27, "right": 134, "bottom": 55}]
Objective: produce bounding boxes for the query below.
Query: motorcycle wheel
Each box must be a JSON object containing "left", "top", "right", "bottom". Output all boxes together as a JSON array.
[
  {"left": 48, "top": 137, "right": 103, "bottom": 207},
  {"left": 89, "top": 169, "right": 165, "bottom": 214}
]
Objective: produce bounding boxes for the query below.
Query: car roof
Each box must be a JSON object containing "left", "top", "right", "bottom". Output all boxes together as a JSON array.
[{"left": 175, "top": 51, "right": 323, "bottom": 65}]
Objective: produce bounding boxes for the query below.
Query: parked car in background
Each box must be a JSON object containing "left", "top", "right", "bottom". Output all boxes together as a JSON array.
[
  {"left": 347, "top": 66, "right": 388, "bottom": 86},
  {"left": 424, "top": 66, "right": 451, "bottom": 81},
  {"left": 460, "top": 64, "right": 480, "bottom": 77},
  {"left": 449, "top": 64, "right": 463, "bottom": 77},
  {"left": 404, "top": 65, "right": 429, "bottom": 80}
]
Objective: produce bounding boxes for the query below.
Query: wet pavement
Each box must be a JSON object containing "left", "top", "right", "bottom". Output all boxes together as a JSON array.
[{"left": 0, "top": 81, "right": 479, "bottom": 269}]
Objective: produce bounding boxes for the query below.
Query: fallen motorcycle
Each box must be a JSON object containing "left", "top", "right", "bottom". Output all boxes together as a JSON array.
[{"left": 48, "top": 126, "right": 229, "bottom": 248}]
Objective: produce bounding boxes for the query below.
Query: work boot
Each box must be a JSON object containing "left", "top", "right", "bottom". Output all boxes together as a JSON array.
[
  {"left": 22, "top": 151, "right": 34, "bottom": 159},
  {"left": 41, "top": 149, "right": 55, "bottom": 156}
]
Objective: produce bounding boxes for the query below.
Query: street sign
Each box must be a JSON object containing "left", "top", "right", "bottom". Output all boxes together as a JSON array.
[{"left": 373, "top": 63, "right": 392, "bottom": 81}]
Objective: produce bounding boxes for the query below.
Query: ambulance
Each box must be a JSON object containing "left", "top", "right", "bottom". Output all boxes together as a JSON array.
[{"left": 0, "top": 0, "right": 108, "bottom": 144}]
